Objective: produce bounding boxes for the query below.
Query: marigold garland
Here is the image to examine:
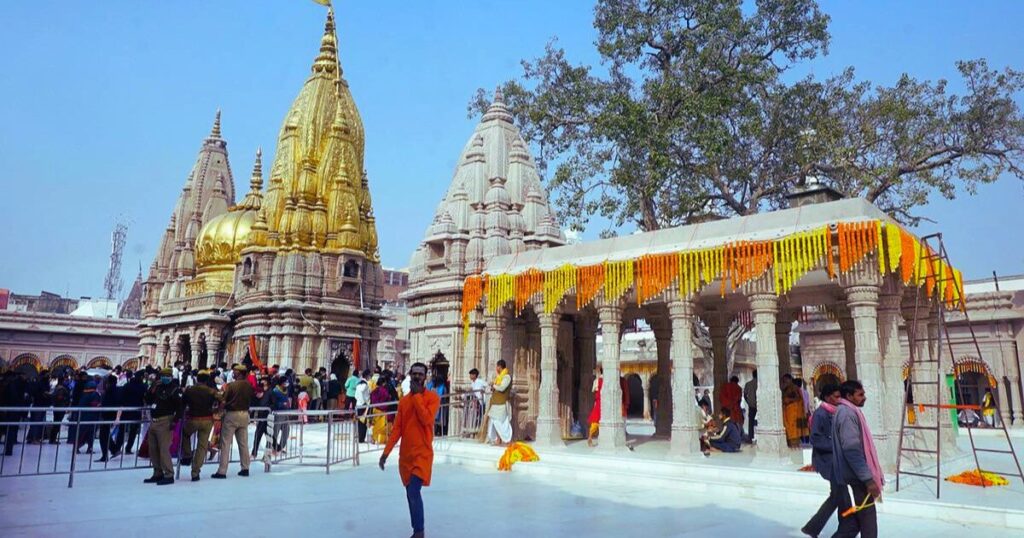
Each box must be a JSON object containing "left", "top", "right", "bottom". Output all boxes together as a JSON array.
[
  {"left": 638, "top": 253, "right": 678, "bottom": 304},
  {"left": 543, "top": 264, "right": 576, "bottom": 314},
  {"left": 576, "top": 264, "right": 605, "bottom": 308},
  {"left": 945, "top": 469, "right": 1009, "bottom": 487},
  {"left": 885, "top": 223, "right": 902, "bottom": 275},
  {"left": 461, "top": 275, "right": 486, "bottom": 341},
  {"left": 486, "top": 273, "right": 514, "bottom": 313},
  {"left": 604, "top": 259, "right": 634, "bottom": 302},
  {"left": 468, "top": 219, "right": 963, "bottom": 324},
  {"left": 514, "top": 269, "right": 543, "bottom": 314}
]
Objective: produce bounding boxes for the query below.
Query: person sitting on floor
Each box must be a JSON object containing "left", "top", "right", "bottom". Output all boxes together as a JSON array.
[{"left": 708, "top": 408, "right": 742, "bottom": 453}]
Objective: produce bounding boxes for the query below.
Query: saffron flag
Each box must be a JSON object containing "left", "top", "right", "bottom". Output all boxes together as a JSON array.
[
  {"left": 352, "top": 338, "right": 361, "bottom": 371},
  {"left": 248, "top": 335, "right": 264, "bottom": 371},
  {"left": 311, "top": 0, "right": 332, "bottom": 6}
]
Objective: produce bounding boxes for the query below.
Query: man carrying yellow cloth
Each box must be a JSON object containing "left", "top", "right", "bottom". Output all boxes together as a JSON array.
[{"left": 487, "top": 359, "right": 513, "bottom": 446}]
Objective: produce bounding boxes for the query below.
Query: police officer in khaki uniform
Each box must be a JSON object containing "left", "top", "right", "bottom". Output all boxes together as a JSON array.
[
  {"left": 181, "top": 371, "right": 222, "bottom": 481},
  {"left": 213, "top": 365, "right": 254, "bottom": 479},
  {"left": 144, "top": 368, "right": 182, "bottom": 485}
]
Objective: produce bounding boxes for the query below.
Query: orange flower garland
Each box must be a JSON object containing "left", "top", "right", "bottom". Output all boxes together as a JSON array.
[
  {"left": 637, "top": 252, "right": 679, "bottom": 304},
  {"left": 461, "top": 275, "right": 486, "bottom": 341},
  {"left": 465, "top": 219, "right": 964, "bottom": 330},
  {"left": 576, "top": 264, "right": 605, "bottom": 308},
  {"left": 514, "top": 269, "right": 543, "bottom": 314},
  {"left": 945, "top": 469, "right": 1009, "bottom": 487}
]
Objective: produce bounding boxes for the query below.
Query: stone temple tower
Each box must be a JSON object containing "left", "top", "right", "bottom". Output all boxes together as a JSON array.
[{"left": 403, "top": 89, "right": 565, "bottom": 387}]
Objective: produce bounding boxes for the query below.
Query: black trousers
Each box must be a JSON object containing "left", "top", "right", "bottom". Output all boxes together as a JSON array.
[
  {"left": 122, "top": 412, "right": 141, "bottom": 453},
  {"left": 252, "top": 420, "right": 269, "bottom": 455},
  {"left": 834, "top": 481, "right": 878, "bottom": 538},
  {"left": 747, "top": 406, "right": 757, "bottom": 441},
  {"left": 803, "top": 479, "right": 841, "bottom": 536},
  {"left": 49, "top": 411, "right": 66, "bottom": 443}
]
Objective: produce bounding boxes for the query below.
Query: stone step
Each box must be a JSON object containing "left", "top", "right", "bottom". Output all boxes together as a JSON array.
[{"left": 436, "top": 441, "right": 1024, "bottom": 530}]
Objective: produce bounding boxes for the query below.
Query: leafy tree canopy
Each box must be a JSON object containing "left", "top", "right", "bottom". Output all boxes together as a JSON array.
[{"left": 469, "top": 0, "right": 1024, "bottom": 232}]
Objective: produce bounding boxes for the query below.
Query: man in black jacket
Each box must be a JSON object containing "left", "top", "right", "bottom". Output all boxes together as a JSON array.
[
  {"left": 144, "top": 368, "right": 182, "bottom": 485},
  {"left": 801, "top": 383, "right": 841, "bottom": 537},
  {"left": 118, "top": 372, "right": 147, "bottom": 454}
]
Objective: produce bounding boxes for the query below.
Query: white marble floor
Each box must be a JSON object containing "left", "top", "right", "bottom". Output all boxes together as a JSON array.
[{"left": 0, "top": 458, "right": 978, "bottom": 537}]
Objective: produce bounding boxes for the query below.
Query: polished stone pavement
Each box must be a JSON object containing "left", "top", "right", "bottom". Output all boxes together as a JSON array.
[{"left": 0, "top": 458, "right": 979, "bottom": 537}]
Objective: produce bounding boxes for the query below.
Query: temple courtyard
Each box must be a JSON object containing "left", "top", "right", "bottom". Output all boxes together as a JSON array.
[
  {"left": 0, "top": 425, "right": 1020, "bottom": 537},
  {"left": 0, "top": 459, "right": 987, "bottom": 537}
]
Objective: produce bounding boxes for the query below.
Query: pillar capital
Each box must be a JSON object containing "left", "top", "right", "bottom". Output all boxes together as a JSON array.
[
  {"left": 668, "top": 298, "right": 696, "bottom": 320},
  {"left": 748, "top": 293, "right": 778, "bottom": 316},
  {"left": 538, "top": 312, "right": 560, "bottom": 331},
  {"left": 598, "top": 303, "right": 622, "bottom": 326},
  {"left": 877, "top": 291, "right": 902, "bottom": 313},
  {"left": 844, "top": 283, "right": 880, "bottom": 310}
]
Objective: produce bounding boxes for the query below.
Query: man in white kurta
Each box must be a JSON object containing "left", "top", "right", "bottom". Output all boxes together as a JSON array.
[{"left": 487, "top": 360, "right": 513, "bottom": 445}]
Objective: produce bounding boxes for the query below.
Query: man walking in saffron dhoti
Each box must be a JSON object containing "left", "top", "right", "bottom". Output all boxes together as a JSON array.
[{"left": 487, "top": 359, "right": 513, "bottom": 446}]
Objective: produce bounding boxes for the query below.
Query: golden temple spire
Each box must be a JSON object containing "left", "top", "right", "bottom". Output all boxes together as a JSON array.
[
  {"left": 237, "top": 147, "right": 264, "bottom": 210},
  {"left": 311, "top": 7, "right": 339, "bottom": 76}
]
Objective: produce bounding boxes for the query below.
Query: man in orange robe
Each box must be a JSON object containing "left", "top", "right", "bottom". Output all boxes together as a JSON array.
[
  {"left": 380, "top": 362, "right": 440, "bottom": 538},
  {"left": 721, "top": 375, "right": 743, "bottom": 424}
]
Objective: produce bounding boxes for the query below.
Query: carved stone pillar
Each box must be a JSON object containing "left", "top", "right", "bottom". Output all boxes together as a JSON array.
[
  {"left": 486, "top": 313, "right": 506, "bottom": 376},
  {"left": 669, "top": 300, "right": 700, "bottom": 456},
  {"left": 535, "top": 313, "right": 562, "bottom": 446},
  {"left": 466, "top": 310, "right": 484, "bottom": 375},
  {"left": 837, "top": 309, "right": 857, "bottom": 380},
  {"left": 750, "top": 293, "right": 788, "bottom": 461},
  {"left": 641, "top": 373, "right": 652, "bottom": 420},
  {"left": 877, "top": 291, "right": 905, "bottom": 470},
  {"left": 845, "top": 283, "right": 891, "bottom": 468},
  {"left": 597, "top": 303, "right": 627, "bottom": 451},
  {"left": 159, "top": 338, "right": 170, "bottom": 366}
]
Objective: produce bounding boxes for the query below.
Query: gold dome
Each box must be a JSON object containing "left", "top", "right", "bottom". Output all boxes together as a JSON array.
[
  {"left": 186, "top": 149, "right": 265, "bottom": 296},
  {"left": 195, "top": 208, "right": 257, "bottom": 270}
]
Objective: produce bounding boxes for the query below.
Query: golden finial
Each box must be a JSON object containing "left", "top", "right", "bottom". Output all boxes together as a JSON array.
[
  {"left": 311, "top": 7, "right": 338, "bottom": 75},
  {"left": 250, "top": 146, "right": 264, "bottom": 192}
]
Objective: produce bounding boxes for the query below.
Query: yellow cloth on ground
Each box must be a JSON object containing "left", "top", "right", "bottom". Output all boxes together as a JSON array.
[{"left": 497, "top": 442, "right": 540, "bottom": 472}]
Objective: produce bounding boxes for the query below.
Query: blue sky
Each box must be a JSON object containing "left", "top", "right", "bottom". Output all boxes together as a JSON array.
[{"left": 1, "top": 1, "right": 1021, "bottom": 299}]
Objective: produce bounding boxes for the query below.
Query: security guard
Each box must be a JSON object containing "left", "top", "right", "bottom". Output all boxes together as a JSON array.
[
  {"left": 213, "top": 365, "right": 255, "bottom": 479},
  {"left": 181, "top": 371, "right": 222, "bottom": 481},
  {"left": 144, "top": 367, "right": 182, "bottom": 485}
]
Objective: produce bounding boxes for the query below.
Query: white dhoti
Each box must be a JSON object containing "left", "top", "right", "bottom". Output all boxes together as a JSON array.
[{"left": 487, "top": 402, "right": 513, "bottom": 443}]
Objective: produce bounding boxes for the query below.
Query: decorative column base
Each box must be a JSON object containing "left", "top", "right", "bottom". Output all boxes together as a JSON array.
[
  {"left": 669, "top": 425, "right": 702, "bottom": 457},
  {"left": 533, "top": 418, "right": 563, "bottom": 447},
  {"left": 595, "top": 422, "right": 628, "bottom": 453},
  {"left": 753, "top": 428, "right": 792, "bottom": 464}
]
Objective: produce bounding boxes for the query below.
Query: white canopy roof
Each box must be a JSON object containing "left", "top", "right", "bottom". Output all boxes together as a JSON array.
[{"left": 484, "top": 198, "right": 895, "bottom": 275}]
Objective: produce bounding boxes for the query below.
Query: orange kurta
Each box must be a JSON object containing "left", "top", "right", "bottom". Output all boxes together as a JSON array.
[{"left": 383, "top": 390, "right": 441, "bottom": 487}]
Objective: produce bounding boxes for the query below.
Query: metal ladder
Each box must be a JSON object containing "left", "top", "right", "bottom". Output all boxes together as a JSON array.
[{"left": 895, "top": 232, "right": 1023, "bottom": 497}]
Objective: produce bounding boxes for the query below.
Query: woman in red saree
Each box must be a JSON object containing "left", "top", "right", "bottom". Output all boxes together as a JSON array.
[{"left": 587, "top": 365, "right": 603, "bottom": 447}]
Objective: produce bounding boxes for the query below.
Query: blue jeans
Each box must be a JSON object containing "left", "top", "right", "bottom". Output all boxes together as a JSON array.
[{"left": 406, "top": 474, "right": 424, "bottom": 533}]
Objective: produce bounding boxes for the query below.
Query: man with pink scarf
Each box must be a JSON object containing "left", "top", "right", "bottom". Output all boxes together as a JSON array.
[{"left": 830, "top": 380, "right": 884, "bottom": 538}]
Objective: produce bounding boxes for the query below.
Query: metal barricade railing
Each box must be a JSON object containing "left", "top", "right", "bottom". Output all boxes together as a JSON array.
[
  {"left": 0, "top": 406, "right": 154, "bottom": 487},
  {"left": 0, "top": 387, "right": 486, "bottom": 487}
]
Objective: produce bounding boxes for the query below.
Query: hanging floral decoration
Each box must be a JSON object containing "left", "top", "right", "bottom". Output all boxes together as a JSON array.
[
  {"left": 461, "top": 274, "right": 487, "bottom": 341},
  {"left": 486, "top": 273, "right": 514, "bottom": 314},
  {"left": 773, "top": 227, "right": 830, "bottom": 295},
  {"left": 637, "top": 252, "right": 679, "bottom": 304},
  {"left": 576, "top": 263, "right": 605, "bottom": 308},
  {"left": 514, "top": 269, "right": 543, "bottom": 315},
  {"left": 543, "top": 264, "right": 577, "bottom": 314},
  {"left": 604, "top": 259, "right": 634, "bottom": 303},
  {"left": 721, "top": 240, "right": 773, "bottom": 296},
  {"left": 464, "top": 219, "right": 965, "bottom": 325}
]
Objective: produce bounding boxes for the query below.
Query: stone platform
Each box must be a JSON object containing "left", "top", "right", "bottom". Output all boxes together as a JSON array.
[{"left": 436, "top": 434, "right": 1024, "bottom": 530}]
